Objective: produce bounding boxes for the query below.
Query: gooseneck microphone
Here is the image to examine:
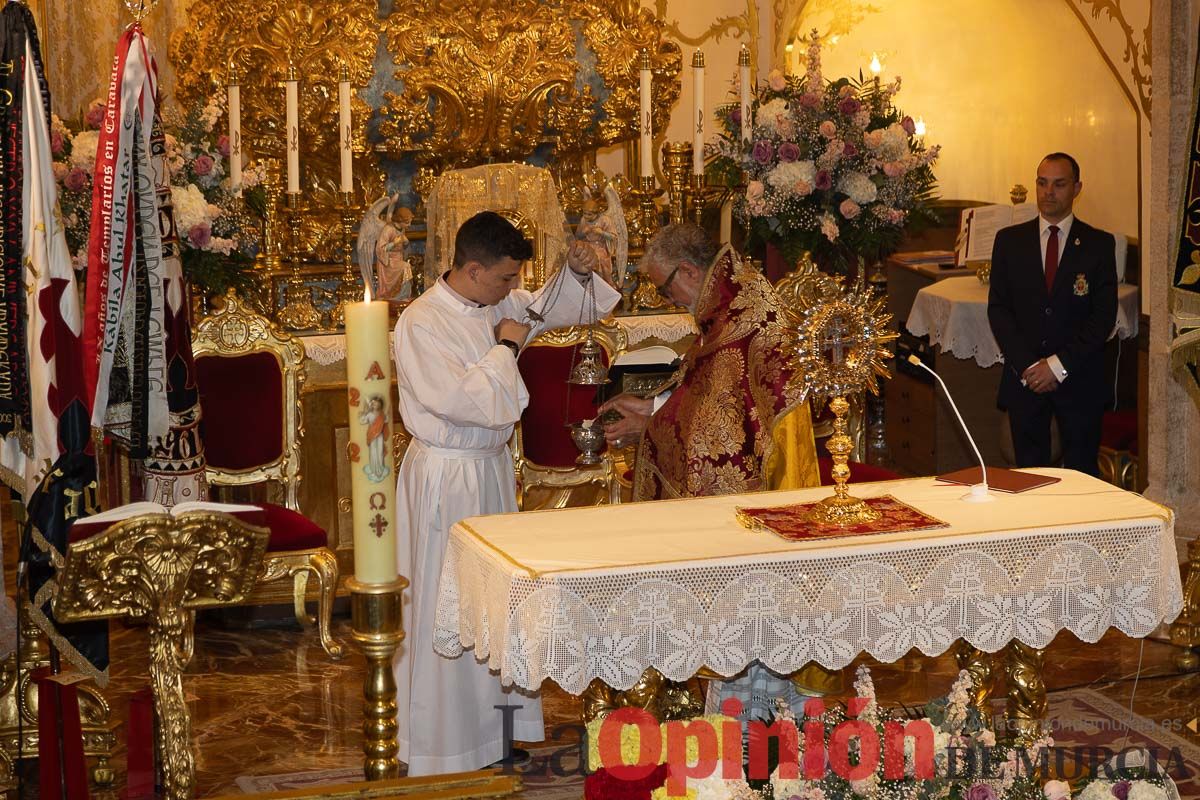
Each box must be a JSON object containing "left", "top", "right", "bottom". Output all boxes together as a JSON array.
[{"left": 906, "top": 355, "right": 994, "bottom": 503}]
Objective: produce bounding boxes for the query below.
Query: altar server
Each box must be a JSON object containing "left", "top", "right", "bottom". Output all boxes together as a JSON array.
[{"left": 392, "top": 211, "right": 620, "bottom": 775}]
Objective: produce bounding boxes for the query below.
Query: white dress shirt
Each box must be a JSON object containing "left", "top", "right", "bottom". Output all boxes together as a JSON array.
[{"left": 1032, "top": 214, "right": 1073, "bottom": 384}]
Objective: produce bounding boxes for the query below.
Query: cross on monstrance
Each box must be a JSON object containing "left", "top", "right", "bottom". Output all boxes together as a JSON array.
[{"left": 821, "top": 313, "right": 853, "bottom": 366}]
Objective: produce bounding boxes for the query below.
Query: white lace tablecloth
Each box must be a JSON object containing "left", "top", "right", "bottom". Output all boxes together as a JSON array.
[
  {"left": 906, "top": 278, "right": 1140, "bottom": 368},
  {"left": 298, "top": 313, "right": 696, "bottom": 366},
  {"left": 433, "top": 469, "right": 1180, "bottom": 694}
]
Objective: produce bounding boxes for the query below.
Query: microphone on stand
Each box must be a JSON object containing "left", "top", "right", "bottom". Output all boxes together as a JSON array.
[{"left": 906, "top": 355, "right": 995, "bottom": 503}]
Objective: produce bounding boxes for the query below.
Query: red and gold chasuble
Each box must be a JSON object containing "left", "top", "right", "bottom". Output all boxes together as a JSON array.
[{"left": 633, "top": 246, "right": 819, "bottom": 501}]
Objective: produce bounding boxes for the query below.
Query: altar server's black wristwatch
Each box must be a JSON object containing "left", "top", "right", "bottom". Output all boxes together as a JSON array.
[{"left": 499, "top": 339, "right": 521, "bottom": 357}]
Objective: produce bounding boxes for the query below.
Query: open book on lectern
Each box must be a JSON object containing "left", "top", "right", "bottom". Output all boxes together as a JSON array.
[
  {"left": 955, "top": 203, "right": 1039, "bottom": 265},
  {"left": 68, "top": 501, "right": 266, "bottom": 542}
]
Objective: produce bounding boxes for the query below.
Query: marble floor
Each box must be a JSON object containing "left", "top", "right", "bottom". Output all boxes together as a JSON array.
[{"left": 4, "top": 614, "right": 1193, "bottom": 798}]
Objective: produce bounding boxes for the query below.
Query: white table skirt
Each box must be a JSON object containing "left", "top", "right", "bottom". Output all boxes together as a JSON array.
[
  {"left": 906, "top": 277, "right": 1139, "bottom": 368},
  {"left": 433, "top": 469, "right": 1180, "bottom": 694},
  {"left": 299, "top": 312, "right": 696, "bottom": 366}
]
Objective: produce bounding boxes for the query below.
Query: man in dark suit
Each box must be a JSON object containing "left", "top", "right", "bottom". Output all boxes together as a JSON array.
[{"left": 987, "top": 152, "right": 1118, "bottom": 476}]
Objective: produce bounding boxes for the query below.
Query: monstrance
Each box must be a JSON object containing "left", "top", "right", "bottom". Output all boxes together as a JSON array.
[{"left": 787, "top": 284, "right": 897, "bottom": 525}]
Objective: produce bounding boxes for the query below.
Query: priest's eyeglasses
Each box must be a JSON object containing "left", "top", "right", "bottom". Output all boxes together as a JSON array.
[{"left": 655, "top": 265, "right": 680, "bottom": 299}]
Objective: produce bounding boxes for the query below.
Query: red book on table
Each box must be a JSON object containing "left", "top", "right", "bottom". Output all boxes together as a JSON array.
[{"left": 936, "top": 467, "right": 1061, "bottom": 493}]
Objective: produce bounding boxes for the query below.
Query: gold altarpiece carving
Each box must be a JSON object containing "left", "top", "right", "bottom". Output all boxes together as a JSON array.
[{"left": 169, "top": 0, "right": 681, "bottom": 329}]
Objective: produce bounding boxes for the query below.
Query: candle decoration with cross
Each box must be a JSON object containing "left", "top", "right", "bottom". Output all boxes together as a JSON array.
[{"left": 786, "top": 284, "right": 897, "bottom": 525}]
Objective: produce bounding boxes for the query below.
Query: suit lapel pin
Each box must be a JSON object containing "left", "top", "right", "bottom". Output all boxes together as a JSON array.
[{"left": 1074, "top": 237, "right": 1081, "bottom": 246}]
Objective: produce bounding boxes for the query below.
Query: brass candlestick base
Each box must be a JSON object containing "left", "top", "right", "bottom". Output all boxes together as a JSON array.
[
  {"left": 348, "top": 576, "right": 409, "bottom": 781},
  {"left": 807, "top": 396, "right": 880, "bottom": 526},
  {"left": 278, "top": 192, "right": 323, "bottom": 330},
  {"left": 629, "top": 175, "right": 663, "bottom": 250},
  {"left": 661, "top": 143, "right": 692, "bottom": 225},
  {"left": 256, "top": 157, "right": 285, "bottom": 272},
  {"left": 688, "top": 172, "right": 706, "bottom": 226},
  {"left": 331, "top": 192, "right": 361, "bottom": 329}
]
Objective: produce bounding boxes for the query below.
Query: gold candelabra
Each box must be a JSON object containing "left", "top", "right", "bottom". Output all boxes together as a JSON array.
[
  {"left": 277, "top": 192, "right": 323, "bottom": 330},
  {"left": 348, "top": 577, "right": 408, "bottom": 781},
  {"left": 331, "top": 191, "right": 362, "bottom": 328},
  {"left": 661, "top": 142, "right": 692, "bottom": 225}
]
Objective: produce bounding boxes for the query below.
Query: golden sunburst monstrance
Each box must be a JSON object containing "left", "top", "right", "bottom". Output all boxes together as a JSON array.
[{"left": 787, "top": 283, "right": 898, "bottom": 526}]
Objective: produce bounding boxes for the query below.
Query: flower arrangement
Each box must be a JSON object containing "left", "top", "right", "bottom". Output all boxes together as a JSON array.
[
  {"left": 582, "top": 666, "right": 1175, "bottom": 800},
  {"left": 50, "top": 95, "right": 267, "bottom": 297},
  {"left": 709, "top": 31, "right": 941, "bottom": 274}
]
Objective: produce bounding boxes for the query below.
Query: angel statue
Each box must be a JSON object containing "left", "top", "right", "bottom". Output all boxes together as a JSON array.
[
  {"left": 575, "top": 183, "right": 629, "bottom": 287},
  {"left": 356, "top": 194, "right": 416, "bottom": 302}
]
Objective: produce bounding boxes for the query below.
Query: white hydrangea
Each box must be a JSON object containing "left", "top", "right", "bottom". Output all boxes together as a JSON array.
[
  {"left": 171, "top": 183, "right": 220, "bottom": 234},
  {"left": 687, "top": 775, "right": 744, "bottom": 800},
  {"left": 849, "top": 774, "right": 878, "bottom": 796},
  {"left": 878, "top": 123, "right": 911, "bottom": 160},
  {"left": 770, "top": 764, "right": 807, "bottom": 800},
  {"left": 755, "top": 98, "right": 792, "bottom": 136},
  {"left": 1128, "top": 783, "right": 1168, "bottom": 800},
  {"left": 838, "top": 171, "right": 878, "bottom": 204},
  {"left": 69, "top": 130, "right": 100, "bottom": 170},
  {"left": 200, "top": 98, "right": 222, "bottom": 132},
  {"left": 767, "top": 160, "right": 816, "bottom": 196},
  {"left": 1078, "top": 782, "right": 1113, "bottom": 800}
]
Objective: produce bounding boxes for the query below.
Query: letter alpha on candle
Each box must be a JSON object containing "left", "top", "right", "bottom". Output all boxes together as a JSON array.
[{"left": 365, "top": 361, "right": 385, "bottom": 381}]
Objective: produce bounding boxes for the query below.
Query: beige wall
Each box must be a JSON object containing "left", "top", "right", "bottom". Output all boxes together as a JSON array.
[{"left": 786, "top": 0, "right": 1140, "bottom": 243}]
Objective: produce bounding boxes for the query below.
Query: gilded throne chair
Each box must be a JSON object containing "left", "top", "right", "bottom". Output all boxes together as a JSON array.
[
  {"left": 513, "top": 322, "right": 628, "bottom": 510},
  {"left": 192, "top": 289, "right": 343, "bottom": 658}
]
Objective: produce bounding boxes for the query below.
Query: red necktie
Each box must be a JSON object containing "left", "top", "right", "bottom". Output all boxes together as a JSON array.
[{"left": 1044, "top": 225, "right": 1059, "bottom": 291}]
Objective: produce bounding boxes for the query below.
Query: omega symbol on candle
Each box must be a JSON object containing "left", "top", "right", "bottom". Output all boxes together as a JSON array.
[
  {"left": 369, "top": 492, "right": 387, "bottom": 510},
  {"left": 359, "top": 395, "right": 390, "bottom": 483}
]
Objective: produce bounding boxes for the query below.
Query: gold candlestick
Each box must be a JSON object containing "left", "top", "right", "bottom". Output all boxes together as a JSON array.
[
  {"left": 688, "top": 172, "right": 707, "bottom": 227},
  {"left": 331, "top": 191, "right": 361, "bottom": 328},
  {"left": 277, "top": 192, "right": 323, "bottom": 330},
  {"left": 256, "top": 157, "right": 285, "bottom": 272},
  {"left": 661, "top": 142, "right": 692, "bottom": 225},
  {"left": 348, "top": 577, "right": 408, "bottom": 781},
  {"left": 629, "top": 175, "right": 667, "bottom": 311}
]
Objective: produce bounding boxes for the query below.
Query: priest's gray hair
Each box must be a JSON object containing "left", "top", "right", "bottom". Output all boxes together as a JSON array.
[{"left": 641, "top": 223, "right": 718, "bottom": 275}]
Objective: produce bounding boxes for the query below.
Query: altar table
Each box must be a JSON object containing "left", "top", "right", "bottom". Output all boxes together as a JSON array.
[
  {"left": 906, "top": 276, "right": 1140, "bottom": 368},
  {"left": 433, "top": 469, "right": 1181, "bottom": 695}
]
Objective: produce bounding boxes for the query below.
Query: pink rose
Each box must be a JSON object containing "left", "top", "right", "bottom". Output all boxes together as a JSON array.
[
  {"left": 839, "top": 199, "right": 860, "bottom": 219},
  {"left": 815, "top": 170, "right": 832, "bottom": 191},
  {"left": 795, "top": 180, "right": 813, "bottom": 196},
  {"left": 843, "top": 142, "right": 858, "bottom": 157},
  {"left": 883, "top": 160, "right": 906, "bottom": 178},
  {"left": 768, "top": 69, "right": 786, "bottom": 92},
  {"left": 64, "top": 168, "right": 88, "bottom": 192},
  {"left": 752, "top": 140, "right": 775, "bottom": 165},
  {"left": 965, "top": 785, "right": 997, "bottom": 800},
  {"left": 838, "top": 84, "right": 856, "bottom": 99},
  {"left": 799, "top": 92, "right": 821, "bottom": 109},
  {"left": 863, "top": 130, "right": 884, "bottom": 149},
  {"left": 192, "top": 154, "right": 214, "bottom": 177},
  {"left": 217, "top": 135, "right": 230, "bottom": 157},
  {"left": 838, "top": 97, "right": 862, "bottom": 116},
  {"left": 52, "top": 162, "right": 68, "bottom": 182},
  {"left": 777, "top": 142, "right": 801, "bottom": 163},
  {"left": 51, "top": 130, "right": 64, "bottom": 155},
  {"left": 188, "top": 223, "right": 212, "bottom": 249},
  {"left": 85, "top": 101, "right": 106, "bottom": 130},
  {"left": 818, "top": 120, "right": 837, "bottom": 139},
  {"left": 888, "top": 208, "right": 906, "bottom": 224},
  {"left": 901, "top": 115, "right": 916, "bottom": 136}
]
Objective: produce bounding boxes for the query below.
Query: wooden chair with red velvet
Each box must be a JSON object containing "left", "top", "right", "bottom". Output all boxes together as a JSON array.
[
  {"left": 512, "top": 322, "right": 628, "bottom": 510},
  {"left": 1097, "top": 409, "right": 1138, "bottom": 490},
  {"left": 191, "top": 289, "right": 343, "bottom": 659}
]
